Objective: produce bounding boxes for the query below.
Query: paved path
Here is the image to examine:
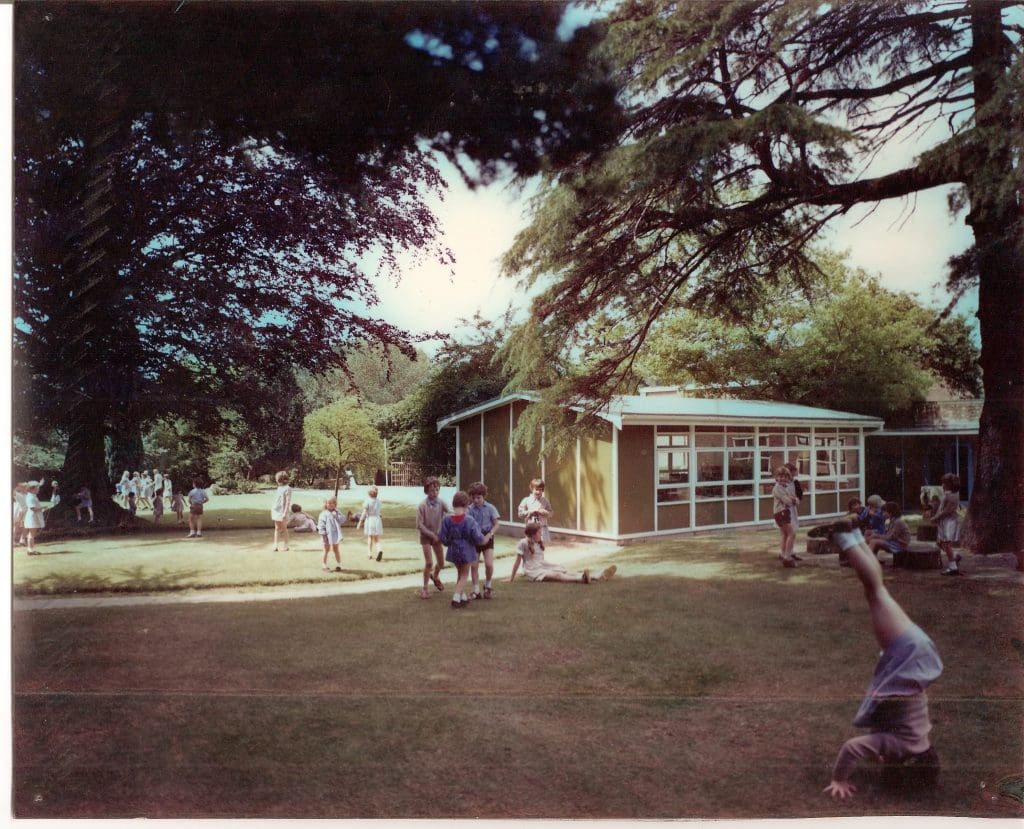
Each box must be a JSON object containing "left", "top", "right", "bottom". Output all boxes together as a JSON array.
[{"left": 13, "top": 538, "right": 623, "bottom": 611}]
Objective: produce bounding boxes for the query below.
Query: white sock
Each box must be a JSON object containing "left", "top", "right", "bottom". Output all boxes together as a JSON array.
[
  {"left": 472, "top": 582, "right": 480, "bottom": 593},
  {"left": 485, "top": 580, "right": 492, "bottom": 588}
]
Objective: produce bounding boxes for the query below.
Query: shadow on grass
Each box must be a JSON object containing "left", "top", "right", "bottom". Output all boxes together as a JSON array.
[{"left": 14, "top": 565, "right": 211, "bottom": 596}]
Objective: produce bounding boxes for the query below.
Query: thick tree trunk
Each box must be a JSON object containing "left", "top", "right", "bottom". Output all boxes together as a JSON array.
[
  {"left": 962, "top": 0, "right": 1024, "bottom": 563},
  {"left": 109, "top": 414, "right": 146, "bottom": 479},
  {"left": 53, "top": 401, "right": 127, "bottom": 527}
]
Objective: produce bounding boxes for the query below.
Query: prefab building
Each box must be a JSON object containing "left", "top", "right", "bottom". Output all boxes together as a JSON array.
[{"left": 436, "top": 393, "right": 884, "bottom": 542}]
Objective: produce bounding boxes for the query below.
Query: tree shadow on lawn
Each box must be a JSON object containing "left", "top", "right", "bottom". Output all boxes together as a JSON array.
[{"left": 14, "top": 564, "right": 211, "bottom": 596}]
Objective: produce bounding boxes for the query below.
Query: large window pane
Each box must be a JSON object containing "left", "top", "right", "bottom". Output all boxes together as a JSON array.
[
  {"left": 697, "top": 451, "right": 724, "bottom": 481},
  {"left": 657, "top": 486, "right": 688, "bottom": 504},
  {"left": 728, "top": 452, "right": 754, "bottom": 481},
  {"left": 695, "top": 485, "right": 723, "bottom": 500},
  {"left": 695, "top": 428, "right": 725, "bottom": 447}
]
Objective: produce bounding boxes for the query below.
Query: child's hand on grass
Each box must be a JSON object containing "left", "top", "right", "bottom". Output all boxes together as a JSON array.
[{"left": 823, "top": 780, "right": 855, "bottom": 799}]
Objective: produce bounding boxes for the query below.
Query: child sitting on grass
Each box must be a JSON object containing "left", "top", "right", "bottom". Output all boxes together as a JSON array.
[
  {"left": 823, "top": 519, "right": 943, "bottom": 799},
  {"left": 287, "top": 503, "right": 318, "bottom": 533},
  {"left": 509, "top": 522, "right": 616, "bottom": 585}
]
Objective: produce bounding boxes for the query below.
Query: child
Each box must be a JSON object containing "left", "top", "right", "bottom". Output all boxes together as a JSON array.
[
  {"left": 784, "top": 461, "right": 804, "bottom": 509},
  {"left": 517, "top": 478, "right": 554, "bottom": 543},
  {"left": 74, "top": 484, "right": 94, "bottom": 523},
  {"left": 48, "top": 480, "right": 60, "bottom": 508},
  {"left": 317, "top": 496, "right": 345, "bottom": 572},
  {"left": 932, "top": 473, "right": 963, "bottom": 576},
  {"left": 13, "top": 483, "right": 28, "bottom": 546},
  {"left": 139, "top": 473, "right": 153, "bottom": 511},
  {"left": 163, "top": 474, "right": 173, "bottom": 506},
  {"left": 270, "top": 470, "right": 292, "bottom": 552},
  {"left": 127, "top": 487, "right": 137, "bottom": 517},
  {"left": 187, "top": 478, "right": 209, "bottom": 538},
  {"left": 152, "top": 485, "right": 164, "bottom": 522},
  {"left": 771, "top": 465, "right": 799, "bottom": 567},
  {"left": 170, "top": 488, "right": 186, "bottom": 524},
  {"left": 863, "top": 494, "right": 886, "bottom": 537},
  {"left": 823, "top": 519, "right": 943, "bottom": 799},
  {"left": 437, "top": 491, "right": 486, "bottom": 609},
  {"left": 23, "top": 481, "right": 45, "bottom": 555},
  {"left": 509, "top": 521, "right": 617, "bottom": 584},
  {"left": 846, "top": 497, "right": 865, "bottom": 528},
  {"left": 357, "top": 485, "right": 384, "bottom": 562},
  {"left": 467, "top": 481, "right": 500, "bottom": 599},
  {"left": 116, "top": 471, "right": 130, "bottom": 507},
  {"left": 868, "top": 502, "right": 911, "bottom": 560},
  {"left": 416, "top": 477, "right": 449, "bottom": 598},
  {"left": 287, "top": 503, "right": 318, "bottom": 533}
]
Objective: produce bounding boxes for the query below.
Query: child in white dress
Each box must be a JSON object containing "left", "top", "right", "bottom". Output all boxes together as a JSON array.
[
  {"left": 932, "top": 473, "right": 963, "bottom": 576},
  {"left": 357, "top": 485, "right": 384, "bottom": 562},
  {"left": 270, "top": 470, "right": 292, "bottom": 552},
  {"left": 509, "top": 522, "right": 616, "bottom": 584},
  {"left": 318, "top": 496, "right": 346, "bottom": 572},
  {"left": 13, "top": 483, "right": 28, "bottom": 546},
  {"left": 23, "top": 481, "right": 46, "bottom": 555}
]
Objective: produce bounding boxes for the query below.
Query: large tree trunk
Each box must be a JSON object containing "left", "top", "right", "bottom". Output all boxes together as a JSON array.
[{"left": 962, "top": 0, "right": 1024, "bottom": 563}]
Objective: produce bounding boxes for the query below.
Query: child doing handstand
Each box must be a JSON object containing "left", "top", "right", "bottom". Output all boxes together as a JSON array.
[{"left": 823, "top": 520, "right": 943, "bottom": 799}]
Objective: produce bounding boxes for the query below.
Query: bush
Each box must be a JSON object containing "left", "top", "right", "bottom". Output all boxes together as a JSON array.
[{"left": 211, "top": 478, "right": 261, "bottom": 495}]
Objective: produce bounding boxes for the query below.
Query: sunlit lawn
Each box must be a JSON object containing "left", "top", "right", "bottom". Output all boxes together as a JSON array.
[{"left": 12, "top": 508, "right": 1024, "bottom": 819}]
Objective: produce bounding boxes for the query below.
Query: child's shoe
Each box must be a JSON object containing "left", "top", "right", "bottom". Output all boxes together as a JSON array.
[
  {"left": 483, "top": 586, "right": 493, "bottom": 599},
  {"left": 431, "top": 574, "right": 445, "bottom": 592},
  {"left": 450, "top": 599, "right": 462, "bottom": 609},
  {"left": 941, "top": 564, "right": 961, "bottom": 576},
  {"left": 376, "top": 550, "right": 383, "bottom": 562},
  {"left": 470, "top": 590, "right": 482, "bottom": 600},
  {"left": 582, "top": 569, "right": 591, "bottom": 584},
  {"left": 334, "top": 566, "right": 342, "bottom": 572},
  {"left": 187, "top": 532, "right": 196, "bottom": 538},
  {"left": 782, "top": 557, "right": 797, "bottom": 568}
]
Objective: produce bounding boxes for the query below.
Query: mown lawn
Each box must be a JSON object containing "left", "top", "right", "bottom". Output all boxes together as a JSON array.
[{"left": 12, "top": 524, "right": 1024, "bottom": 819}]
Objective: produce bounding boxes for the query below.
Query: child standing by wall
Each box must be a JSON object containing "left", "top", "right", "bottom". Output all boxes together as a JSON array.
[
  {"left": 438, "top": 491, "right": 486, "bottom": 609},
  {"left": 357, "top": 485, "right": 384, "bottom": 561},
  {"left": 772, "top": 466, "right": 799, "bottom": 567},
  {"left": 187, "top": 478, "right": 209, "bottom": 538},
  {"left": 318, "top": 496, "right": 345, "bottom": 572},
  {"left": 509, "top": 522, "right": 617, "bottom": 584},
  {"left": 517, "top": 478, "right": 554, "bottom": 543},
  {"left": 467, "top": 481, "right": 500, "bottom": 599},
  {"left": 171, "top": 488, "right": 186, "bottom": 524},
  {"left": 270, "top": 470, "right": 292, "bottom": 552},
  {"left": 23, "top": 481, "right": 45, "bottom": 555},
  {"left": 824, "top": 520, "right": 943, "bottom": 799},
  {"left": 932, "top": 473, "right": 963, "bottom": 576},
  {"left": 416, "top": 477, "right": 449, "bottom": 599}
]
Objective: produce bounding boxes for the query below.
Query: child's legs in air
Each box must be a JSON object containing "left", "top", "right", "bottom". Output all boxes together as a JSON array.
[{"left": 835, "top": 530, "right": 913, "bottom": 650}]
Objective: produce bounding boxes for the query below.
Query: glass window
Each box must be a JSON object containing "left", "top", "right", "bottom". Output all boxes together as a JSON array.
[
  {"left": 695, "top": 484, "right": 723, "bottom": 500},
  {"left": 695, "top": 427, "right": 725, "bottom": 447},
  {"left": 727, "top": 483, "right": 754, "bottom": 497},
  {"left": 759, "top": 430, "right": 785, "bottom": 447},
  {"left": 657, "top": 432, "right": 690, "bottom": 485},
  {"left": 657, "top": 486, "right": 688, "bottom": 504},
  {"left": 697, "top": 451, "right": 724, "bottom": 482}
]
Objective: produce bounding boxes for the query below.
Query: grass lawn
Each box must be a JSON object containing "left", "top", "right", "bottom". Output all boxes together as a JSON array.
[
  {"left": 12, "top": 513, "right": 1024, "bottom": 819},
  {"left": 14, "top": 490, "right": 523, "bottom": 595}
]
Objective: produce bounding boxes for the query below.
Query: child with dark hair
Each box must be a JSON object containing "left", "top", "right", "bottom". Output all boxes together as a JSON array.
[
  {"left": 416, "top": 477, "right": 450, "bottom": 599},
  {"left": 467, "top": 481, "right": 500, "bottom": 599},
  {"left": 932, "top": 473, "right": 963, "bottom": 576},
  {"left": 438, "top": 491, "right": 486, "bottom": 609},
  {"left": 509, "top": 522, "right": 616, "bottom": 585},
  {"left": 824, "top": 520, "right": 943, "bottom": 799},
  {"left": 868, "top": 502, "right": 911, "bottom": 560}
]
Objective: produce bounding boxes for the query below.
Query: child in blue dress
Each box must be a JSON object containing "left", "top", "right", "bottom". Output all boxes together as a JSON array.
[{"left": 438, "top": 491, "right": 486, "bottom": 609}]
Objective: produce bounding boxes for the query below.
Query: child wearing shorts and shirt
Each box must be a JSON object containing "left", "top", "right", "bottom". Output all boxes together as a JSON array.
[
  {"left": 416, "top": 477, "right": 449, "bottom": 599},
  {"left": 467, "top": 481, "right": 500, "bottom": 599},
  {"left": 187, "top": 479, "right": 209, "bottom": 538}
]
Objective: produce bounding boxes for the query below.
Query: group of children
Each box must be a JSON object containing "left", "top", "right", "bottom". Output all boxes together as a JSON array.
[
  {"left": 270, "top": 475, "right": 617, "bottom": 607},
  {"left": 115, "top": 469, "right": 174, "bottom": 514}
]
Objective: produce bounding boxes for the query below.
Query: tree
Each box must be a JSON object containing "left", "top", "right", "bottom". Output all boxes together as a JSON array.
[
  {"left": 14, "top": 1, "right": 616, "bottom": 523},
  {"left": 303, "top": 401, "right": 385, "bottom": 496},
  {"left": 503, "top": 0, "right": 1022, "bottom": 556},
  {"left": 637, "top": 257, "right": 981, "bottom": 419}
]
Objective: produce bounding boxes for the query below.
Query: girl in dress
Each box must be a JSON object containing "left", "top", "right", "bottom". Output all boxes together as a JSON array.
[
  {"left": 13, "top": 483, "right": 28, "bottom": 546},
  {"left": 509, "top": 522, "right": 616, "bottom": 585},
  {"left": 270, "top": 470, "right": 292, "bottom": 552},
  {"left": 170, "top": 488, "right": 186, "bottom": 524},
  {"left": 317, "top": 496, "right": 346, "bottom": 572},
  {"left": 932, "top": 473, "right": 963, "bottom": 576},
  {"left": 23, "top": 481, "right": 45, "bottom": 555},
  {"left": 357, "top": 485, "right": 384, "bottom": 562},
  {"left": 139, "top": 473, "right": 153, "bottom": 511},
  {"left": 438, "top": 491, "right": 486, "bottom": 608},
  {"left": 117, "top": 471, "right": 130, "bottom": 507}
]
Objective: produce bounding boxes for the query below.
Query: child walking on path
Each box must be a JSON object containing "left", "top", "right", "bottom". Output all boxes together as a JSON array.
[
  {"left": 357, "top": 485, "right": 384, "bottom": 561},
  {"left": 23, "top": 482, "right": 45, "bottom": 555},
  {"left": 824, "top": 520, "right": 943, "bottom": 799},
  {"left": 270, "top": 471, "right": 292, "bottom": 552},
  {"left": 467, "top": 481, "right": 500, "bottom": 599},
  {"left": 772, "top": 466, "right": 800, "bottom": 567},
  {"left": 416, "top": 477, "right": 449, "bottom": 598},
  {"left": 510, "top": 522, "right": 617, "bottom": 584},
  {"left": 517, "top": 478, "right": 553, "bottom": 543},
  {"left": 187, "top": 479, "right": 209, "bottom": 538},
  {"left": 932, "top": 473, "right": 963, "bottom": 576},
  {"left": 318, "top": 496, "right": 345, "bottom": 572},
  {"left": 438, "top": 491, "right": 485, "bottom": 609}
]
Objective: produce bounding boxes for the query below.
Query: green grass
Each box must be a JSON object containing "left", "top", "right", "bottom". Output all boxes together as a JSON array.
[{"left": 12, "top": 529, "right": 1024, "bottom": 819}]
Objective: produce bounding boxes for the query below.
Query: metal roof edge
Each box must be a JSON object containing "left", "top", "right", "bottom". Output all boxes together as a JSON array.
[{"left": 435, "top": 392, "right": 537, "bottom": 433}]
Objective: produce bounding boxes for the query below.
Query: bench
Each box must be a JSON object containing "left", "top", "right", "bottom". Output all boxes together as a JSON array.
[{"left": 892, "top": 541, "right": 942, "bottom": 570}]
